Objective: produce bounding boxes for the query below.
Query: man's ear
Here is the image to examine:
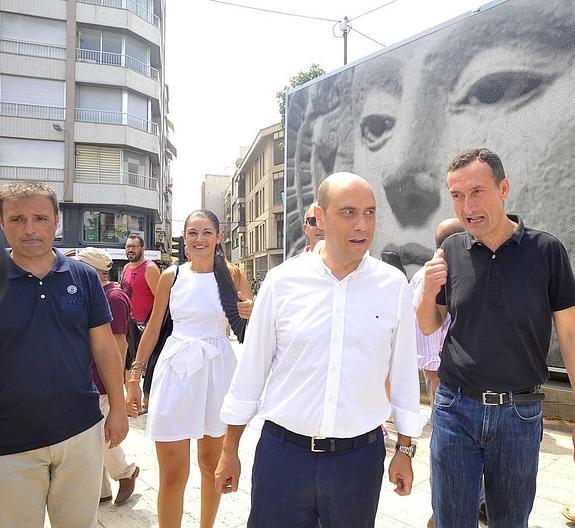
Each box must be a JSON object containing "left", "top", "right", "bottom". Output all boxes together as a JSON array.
[{"left": 315, "top": 205, "right": 325, "bottom": 229}]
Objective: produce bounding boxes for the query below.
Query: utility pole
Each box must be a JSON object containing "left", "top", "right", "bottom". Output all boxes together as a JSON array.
[{"left": 339, "top": 16, "right": 351, "bottom": 65}]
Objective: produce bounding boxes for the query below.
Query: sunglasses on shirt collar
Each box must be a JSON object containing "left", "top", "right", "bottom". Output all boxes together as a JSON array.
[{"left": 306, "top": 216, "right": 317, "bottom": 227}]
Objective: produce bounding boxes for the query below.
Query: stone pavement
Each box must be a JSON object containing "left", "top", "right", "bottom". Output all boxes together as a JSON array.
[{"left": 45, "top": 339, "right": 575, "bottom": 528}]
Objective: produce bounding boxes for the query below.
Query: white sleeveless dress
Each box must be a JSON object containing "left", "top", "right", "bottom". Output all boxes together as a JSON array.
[{"left": 146, "top": 267, "right": 237, "bottom": 441}]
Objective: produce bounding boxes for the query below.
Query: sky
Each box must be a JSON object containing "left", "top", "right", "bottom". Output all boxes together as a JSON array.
[{"left": 165, "top": 0, "right": 487, "bottom": 231}]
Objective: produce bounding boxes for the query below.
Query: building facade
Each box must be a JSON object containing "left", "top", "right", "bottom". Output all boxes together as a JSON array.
[
  {"left": 228, "top": 123, "right": 284, "bottom": 281},
  {"left": 200, "top": 173, "right": 230, "bottom": 223},
  {"left": 0, "top": 0, "right": 175, "bottom": 264}
]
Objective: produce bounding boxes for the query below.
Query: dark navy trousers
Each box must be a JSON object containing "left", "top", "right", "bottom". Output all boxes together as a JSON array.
[{"left": 247, "top": 424, "right": 386, "bottom": 528}]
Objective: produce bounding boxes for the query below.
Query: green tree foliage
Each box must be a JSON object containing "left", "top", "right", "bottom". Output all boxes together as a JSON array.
[{"left": 276, "top": 64, "right": 325, "bottom": 126}]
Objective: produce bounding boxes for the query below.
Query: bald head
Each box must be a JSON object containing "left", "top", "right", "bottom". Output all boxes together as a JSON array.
[
  {"left": 317, "top": 172, "right": 374, "bottom": 210},
  {"left": 435, "top": 217, "right": 464, "bottom": 248}
]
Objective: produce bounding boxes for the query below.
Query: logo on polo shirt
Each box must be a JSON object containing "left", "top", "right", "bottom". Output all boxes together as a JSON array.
[{"left": 61, "top": 284, "right": 84, "bottom": 310}]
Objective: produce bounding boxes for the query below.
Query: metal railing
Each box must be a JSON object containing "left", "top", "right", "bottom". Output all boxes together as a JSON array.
[
  {"left": 0, "top": 101, "right": 65, "bottom": 120},
  {"left": 76, "top": 48, "right": 159, "bottom": 80},
  {"left": 0, "top": 38, "right": 66, "bottom": 60},
  {"left": 0, "top": 166, "right": 64, "bottom": 182},
  {"left": 75, "top": 169, "right": 158, "bottom": 190},
  {"left": 75, "top": 108, "right": 159, "bottom": 134},
  {"left": 77, "top": 0, "right": 160, "bottom": 27}
]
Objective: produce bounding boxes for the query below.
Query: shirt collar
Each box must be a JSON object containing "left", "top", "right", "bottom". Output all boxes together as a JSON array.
[
  {"left": 463, "top": 214, "right": 524, "bottom": 250},
  {"left": 312, "top": 240, "right": 372, "bottom": 278},
  {"left": 7, "top": 248, "right": 70, "bottom": 279}
]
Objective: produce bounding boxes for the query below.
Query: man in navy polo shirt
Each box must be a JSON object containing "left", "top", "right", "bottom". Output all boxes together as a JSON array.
[
  {"left": 0, "top": 182, "right": 128, "bottom": 527},
  {"left": 417, "top": 148, "right": 575, "bottom": 528}
]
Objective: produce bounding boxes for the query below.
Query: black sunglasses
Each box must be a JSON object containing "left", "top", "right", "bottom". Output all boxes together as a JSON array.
[{"left": 306, "top": 216, "right": 317, "bottom": 227}]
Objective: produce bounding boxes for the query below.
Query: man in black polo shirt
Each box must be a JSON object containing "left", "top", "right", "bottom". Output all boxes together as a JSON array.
[
  {"left": 417, "top": 148, "right": 575, "bottom": 528},
  {"left": 0, "top": 182, "right": 128, "bottom": 527}
]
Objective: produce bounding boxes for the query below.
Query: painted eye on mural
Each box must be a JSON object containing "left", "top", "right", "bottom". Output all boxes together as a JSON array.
[
  {"left": 456, "top": 71, "right": 551, "bottom": 108},
  {"left": 360, "top": 113, "right": 396, "bottom": 151}
]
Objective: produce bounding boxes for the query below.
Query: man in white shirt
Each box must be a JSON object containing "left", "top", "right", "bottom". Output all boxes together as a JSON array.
[
  {"left": 300, "top": 201, "right": 324, "bottom": 253},
  {"left": 215, "top": 172, "right": 426, "bottom": 528}
]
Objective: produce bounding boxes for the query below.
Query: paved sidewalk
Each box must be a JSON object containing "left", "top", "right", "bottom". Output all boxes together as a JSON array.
[
  {"left": 45, "top": 338, "right": 575, "bottom": 527},
  {"left": 44, "top": 409, "right": 575, "bottom": 528}
]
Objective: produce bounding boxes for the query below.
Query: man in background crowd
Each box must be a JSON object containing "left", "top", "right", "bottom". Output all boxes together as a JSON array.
[{"left": 75, "top": 247, "right": 140, "bottom": 506}]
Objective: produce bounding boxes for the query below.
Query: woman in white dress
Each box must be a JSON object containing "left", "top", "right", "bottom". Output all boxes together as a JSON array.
[{"left": 126, "top": 210, "right": 253, "bottom": 528}]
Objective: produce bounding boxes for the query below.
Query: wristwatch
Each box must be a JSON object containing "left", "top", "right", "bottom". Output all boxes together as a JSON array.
[{"left": 395, "top": 443, "right": 417, "bottom": 458}]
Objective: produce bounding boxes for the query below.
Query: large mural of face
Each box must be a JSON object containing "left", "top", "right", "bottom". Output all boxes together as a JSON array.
[{"left": 286, "top": 0, "right": 575, "bottom": 279}]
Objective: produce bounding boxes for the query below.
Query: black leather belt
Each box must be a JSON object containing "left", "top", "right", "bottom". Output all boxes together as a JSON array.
[
  {"left": 263, "top": 421, "right": 380, "bottom": 453},
  {"left": 444, "top": 384, "right": 545, "bottom": 405}
]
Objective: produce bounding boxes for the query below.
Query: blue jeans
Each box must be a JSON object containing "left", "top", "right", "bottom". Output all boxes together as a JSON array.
[
  {"left": 248, "top": 424, "right": 385, "bottom": 528},
  {"left": 431, "top": 384, "right": 542, "bottom": 528}
]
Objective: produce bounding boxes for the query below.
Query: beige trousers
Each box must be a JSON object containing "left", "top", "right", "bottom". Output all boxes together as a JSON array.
[
  {"left": 0, "top": 420, "right": 103, "bottom": 528},
  {"left": 99, "top": 394, "right": 136, "bottom": 497}
]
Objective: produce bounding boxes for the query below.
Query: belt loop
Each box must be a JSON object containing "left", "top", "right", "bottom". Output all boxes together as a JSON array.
[
  {"left": 509, "top": 391, "right": 513, "bottom": 405},
  {"left": 280, "top": 426, "right": 286, "bottom": 441},
  {"left": 329, "top": 439, "right": 336, "bottom": 452},
  {"left": 352, "top": 436, "right": 359, "bottom": 449}
]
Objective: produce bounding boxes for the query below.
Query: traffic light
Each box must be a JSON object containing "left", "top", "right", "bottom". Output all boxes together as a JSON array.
[{"left": 171, "top": 235, "right": 185, "bottom": 263}]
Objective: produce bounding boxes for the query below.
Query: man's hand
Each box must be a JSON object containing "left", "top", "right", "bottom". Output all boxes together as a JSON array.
[
  {"left": 388, "top": 452, "right": 414, "bottom": 496},
  {"left": 214, "top": 450, "right": 241, "bottom": 494},
  {"left": 126, "top": 382, "right": 142, "bottom": 417},
  {"left": 237, "top": 291, "right": 253, "bottom": 320},
  {"left": 422, "top": 248, "right": 448, "bottom": 299},
  {"left": 104, "top": 407, "right": 129, "bottom": 448}
]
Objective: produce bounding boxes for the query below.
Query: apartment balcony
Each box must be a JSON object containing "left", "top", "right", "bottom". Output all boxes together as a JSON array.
[
  {"left": 0, "top": 39, "right": 66, "bottom": 80},
  {"left": 1, "top": 38, "right": 66, "bottom": 60},
  {"left": 74, "top": 169, "right": 159, "bottom": 209},
  {"left": 1, "top": 0, "right": 67, "bottom": 21},
  {"left": 0, "top": 102, "right": 65, "bottom": 121},
  {"left": 0, "top": 166, "right": 64, "bottom": 182},
  {"left": 77, "top": 0, "right": 161, "bottom": 47},
  {"left": 75, "top": 108, "right": 158, "bottom": 134},
  {"left": 75, "top": 169, "right": 157, "bottom": 190},
  {"left": 75, "top": 49, "right": 160, "bottom": 99},
  {"left": 75, "top": 109, "right": 160, "bottom": 155}
]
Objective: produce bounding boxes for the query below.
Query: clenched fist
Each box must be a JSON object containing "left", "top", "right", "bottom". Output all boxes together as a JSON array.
[{"left": 422, "top": 248, "right": 448, "bottom": 300}]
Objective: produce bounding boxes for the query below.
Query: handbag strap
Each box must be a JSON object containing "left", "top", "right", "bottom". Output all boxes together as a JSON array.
[{"left": 161, "top": 264, "right": 179, "bottom": 325}]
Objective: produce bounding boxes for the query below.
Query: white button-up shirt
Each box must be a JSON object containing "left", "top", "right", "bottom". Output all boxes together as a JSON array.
[
  {"left": 221, "top": 250, "right": 427, "bottom": 438},
  {"left": 410, "top": 267, "right": 451, "bottom": 371}
]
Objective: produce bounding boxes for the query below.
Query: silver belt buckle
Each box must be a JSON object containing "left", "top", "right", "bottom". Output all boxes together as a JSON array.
[
  {"left": 310, "top": 436, "right": 326, "bottom": 452},
  {"left": 482, "top": 391, "right": 505, "bottom": 405}
]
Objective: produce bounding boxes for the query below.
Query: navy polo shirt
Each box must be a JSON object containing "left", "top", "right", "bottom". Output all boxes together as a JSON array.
[
  {"left": 437, "top": 215, "right": 575, "bottom": 393},
  {"left": 0, "top": 250, "right": 112, "bottom": 455}
]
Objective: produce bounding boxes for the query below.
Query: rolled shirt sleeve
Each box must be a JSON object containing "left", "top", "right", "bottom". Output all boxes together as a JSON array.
[
  {"left": 389, "top": 281, "right": 428, "bottom": 437},
  {"left": 220, "top": 273, "right": 277, "bottom": 425}
]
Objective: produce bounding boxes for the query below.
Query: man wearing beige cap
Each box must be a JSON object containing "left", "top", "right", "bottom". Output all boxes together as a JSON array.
[{"left": 75, "top": 247, "right": 140, "bottom": 505}]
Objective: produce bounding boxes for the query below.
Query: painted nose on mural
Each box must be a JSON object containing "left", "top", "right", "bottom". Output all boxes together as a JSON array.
[{"left": 383, "top": 167, "right": 440, "bottom": 227}]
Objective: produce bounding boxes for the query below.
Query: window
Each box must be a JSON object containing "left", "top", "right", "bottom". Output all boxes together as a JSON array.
[
  {"left": 273, "top": 138, "right": 283, "bottom": 165},
  {"left": 273, "top": 172, "right": 284, "bottom": 206},
  {"left": 276, "top": 215, "right": 284, "bottom": 248},
  {"left": 0, "top": 75, "right": 65, "bottom": 110},
  {"left": 82, "top": 210, "right": 145, "bottom": 244},
  {"left": 1, "top": 13, "right": 66, "bottom": 47}
]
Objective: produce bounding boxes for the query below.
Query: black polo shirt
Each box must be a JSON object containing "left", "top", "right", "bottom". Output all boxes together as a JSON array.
[
  {"left": 437, "top": 215, "right": 575, "bottom": 392},
  {"left": 0, "top": 250, "right": 111, "bottom": 455}
]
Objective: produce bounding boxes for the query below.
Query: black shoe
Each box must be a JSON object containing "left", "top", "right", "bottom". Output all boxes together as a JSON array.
[{"left": 479, "top": 502, "right": 488, "bottom": 525}]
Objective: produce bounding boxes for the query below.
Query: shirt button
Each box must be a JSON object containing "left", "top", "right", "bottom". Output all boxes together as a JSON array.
[
  {"left": 39, "top": 281, "right": 43, "bottom": 285},
  {"left": 492, "top": 254, "right": 496, "bottom": 259},
  {"left": 40, "top": 294, "right": 46, "bottom": 299}
]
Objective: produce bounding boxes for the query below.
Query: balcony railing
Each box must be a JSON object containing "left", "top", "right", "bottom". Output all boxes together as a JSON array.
[
  {"left": 0, "top": 101, "right": 65, "bottom": 120},
  {"left": 77, "top": 0, "right": 160, "bottom": 27},
  {"left": 76, "top": 48, "right": 159, "bottom": 80},
  {"left": 75, "top": 108, "right": 159, "bottom": 135},
  {"left": 0, "top": 166, "right": 64, "bottom": 182},
  {"left": 0, "top": 38, "right": 66, "bottom": 60},
  {"left": 75, "top": 169, "right": 158, "bottom": 190}
]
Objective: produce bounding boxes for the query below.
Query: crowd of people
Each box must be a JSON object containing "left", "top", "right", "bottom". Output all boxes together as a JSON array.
[{"left": 1, "top": 146, "right": 575, "bottom": 528}]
